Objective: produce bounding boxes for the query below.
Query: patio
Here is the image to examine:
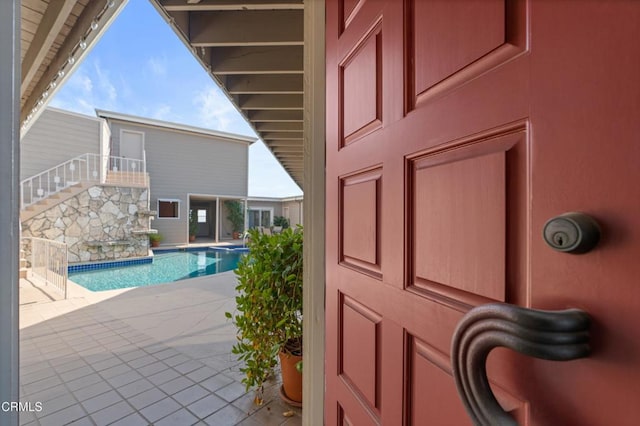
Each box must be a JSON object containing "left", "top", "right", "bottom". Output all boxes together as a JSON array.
[{"left": 18, "top": 272, "right": 301, "bottom": 426}]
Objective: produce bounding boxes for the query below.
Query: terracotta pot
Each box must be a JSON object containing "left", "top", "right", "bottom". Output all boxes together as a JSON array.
[
  {"left": 189, "top": 235, "right": 196, "bottom": 242},
  {"left": 279, "top": 350, "right": 302, "bottom": 405},
  {"left": 233, "top": 231, "right": 241, "bottom": 239},
  {"left": 151, "top": 241, "right": 160, "bottom": 248}
]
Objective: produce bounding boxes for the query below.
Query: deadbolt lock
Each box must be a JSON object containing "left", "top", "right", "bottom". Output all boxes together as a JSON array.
[{"left": 543, "top": 212, "right": 601, "bottom": 254}]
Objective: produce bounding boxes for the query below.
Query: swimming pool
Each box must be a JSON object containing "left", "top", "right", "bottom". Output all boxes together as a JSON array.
[{"left": 69, "top": 248, "right": 247, "bottom": 291}]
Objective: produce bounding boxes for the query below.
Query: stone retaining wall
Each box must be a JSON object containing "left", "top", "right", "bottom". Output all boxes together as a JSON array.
[{"left": 22, "top": 185, "right": 152, "bottom": 264}]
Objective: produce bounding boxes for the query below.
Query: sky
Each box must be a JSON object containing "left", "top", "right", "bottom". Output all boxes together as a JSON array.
[{"left": 50, "top": 0, "right": 303, "bottom": 198}]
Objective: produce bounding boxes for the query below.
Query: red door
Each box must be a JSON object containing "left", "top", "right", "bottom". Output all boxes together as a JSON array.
[{"left": 325, "top": 1, "right": 640, "bottom": 425}]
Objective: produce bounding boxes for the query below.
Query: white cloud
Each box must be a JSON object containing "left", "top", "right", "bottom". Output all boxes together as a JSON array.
[
  {"left": 152, "top": 104, "right": 172, "bottom": 121},
  {"left": 147, "top": 55, "right": 167, "bottom": 77},
  {"left": 93, "top": 60, "right": 118, "bottom": 104},
  {"left": 193, "top": 87, "right": 236, "bottom": 131}
]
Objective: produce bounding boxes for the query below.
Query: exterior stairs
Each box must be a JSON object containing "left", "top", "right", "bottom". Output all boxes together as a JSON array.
[{"left": 20, "top": 182, "right": 90, "bottom": 222}]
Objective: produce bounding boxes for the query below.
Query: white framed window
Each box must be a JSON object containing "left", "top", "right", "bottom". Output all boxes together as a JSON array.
[
  {"left": 197, "top": 209, "right": 207, "bottom": 223},
  {"left": 248, "top": 207, "right": 274, "bottom": 228},
  {"left": 158, "top": 199, "right": 180, "bottom": 219}
]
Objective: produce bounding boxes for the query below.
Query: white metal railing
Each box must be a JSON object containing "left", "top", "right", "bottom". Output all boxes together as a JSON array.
[
  {"left": 107, "top": 155, "right": 147, "bottom": 186},
  {"left": 21, "top": 153, "right": 102, "bottom": 208},
  {"left": 30, "top": 237, "right": 68, "bottom": 299},
  {"left": 20, "top": 153, "right": 147, "bottom": 209}
]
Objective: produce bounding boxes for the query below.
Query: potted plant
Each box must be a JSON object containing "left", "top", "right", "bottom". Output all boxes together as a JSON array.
[
  {"left": 149, "top": 232, "right": 162, "bottom": 248},
  {"left": 273, "top": 216, "right": 290, "bottom": 233},
  {"left": 226, "top": 226, "right": 303, "bottom": 405},
  {"left": 189, "top": 209, "right": 198, "bottom": 242},
  {"left": 225, "top": 200, "right": 244, "bottom": 239}
]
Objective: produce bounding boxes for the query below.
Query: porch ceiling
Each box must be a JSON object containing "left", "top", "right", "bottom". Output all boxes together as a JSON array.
[
  {"left": 20, "top": 0, "right": 126, "bottom": 129},
  {"left": 149, "top": 0, "right": 305, "bottom": 187}
]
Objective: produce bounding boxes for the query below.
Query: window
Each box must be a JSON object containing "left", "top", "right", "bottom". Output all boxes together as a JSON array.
[
  {"left": 158, "top": 199, "right": 180, "bottom": 218},
  {"left": 248, "top": 208, "right": 273, "bottom": 228},
  {"left": 197, "top": 209, "right": 207, "bottom": 223},
  {"left": 283, "top": 207, "right": 290, "bottom": 220}
]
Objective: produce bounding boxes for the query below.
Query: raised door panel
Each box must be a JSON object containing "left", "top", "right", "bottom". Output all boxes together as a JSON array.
[
  {"left": 340, "top": 23, "right": 382, "bottom": 146},
  {"left": 413, "top": 0, "right": 505, "bottom": 93}
]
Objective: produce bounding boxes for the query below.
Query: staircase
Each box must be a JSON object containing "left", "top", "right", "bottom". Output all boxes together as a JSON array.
[
  {"left": 20, "top": 182, "right": 91, "bottom": 222},
  {"left": 20, "top": 153, "right": 149, "bottom": 221}
]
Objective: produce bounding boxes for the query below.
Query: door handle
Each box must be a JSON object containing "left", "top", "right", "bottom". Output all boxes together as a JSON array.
[{"left": 450, "top": 303, "right": 590, "bottom": 426}]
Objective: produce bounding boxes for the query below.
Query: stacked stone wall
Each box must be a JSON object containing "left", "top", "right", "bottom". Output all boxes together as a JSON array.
[{"left": 22, "top": 186, "right": 151, "bottom": 264}]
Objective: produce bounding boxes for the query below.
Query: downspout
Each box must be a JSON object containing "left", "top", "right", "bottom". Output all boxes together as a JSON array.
[{"left": 0, "top": 1, "right": 21, "bottom": 423}]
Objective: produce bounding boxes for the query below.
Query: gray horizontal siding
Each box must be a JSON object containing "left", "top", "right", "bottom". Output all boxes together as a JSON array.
[
  {"left": 21, "top": 109, "right": 101, "bottom": 180},
  {"left": 283, "top": 200, "right": 303, "bottom": 227},
  {"left": 109, "top": 121, "right": 249, "bottom": 245}
]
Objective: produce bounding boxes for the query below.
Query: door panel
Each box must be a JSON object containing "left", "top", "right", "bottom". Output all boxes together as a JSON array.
[{"left": 326, "top": 1, "right": 639, "bottom": 425}]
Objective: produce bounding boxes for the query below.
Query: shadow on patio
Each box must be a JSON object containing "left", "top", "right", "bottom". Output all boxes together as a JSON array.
[{"left": 18, "top": 272, "right": 301, "bottom": 426}]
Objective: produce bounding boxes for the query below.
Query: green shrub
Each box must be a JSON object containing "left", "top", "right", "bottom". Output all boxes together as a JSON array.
[
  {"left": 273, "top": 216, "right": 290, "bottom": 229},
  {"left": 226, "top": 226, "right": 303, "bottom": 400},
  {"left": 189, "top": 210, "right": 198, "bottom": 236},
  {"left": 225, "top": 200, "right": 245, "bottom": 233}
]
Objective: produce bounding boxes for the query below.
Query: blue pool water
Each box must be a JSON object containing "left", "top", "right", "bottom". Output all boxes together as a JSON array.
[{"left": 69, "top": 248, "right": 247, "bottom": 291}]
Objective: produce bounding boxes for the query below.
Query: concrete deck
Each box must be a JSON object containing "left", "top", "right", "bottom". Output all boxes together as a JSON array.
[{"left": 18, "top": 272, "right": 301, "bottom": 426}]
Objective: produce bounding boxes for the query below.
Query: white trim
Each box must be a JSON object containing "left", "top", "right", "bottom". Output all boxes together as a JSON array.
[
  {"left": 119, "top": 128, "right": 145, "bottom": 160},
  {"left": 303, "top": 0, "right": 326, "bottom": 423},
  {"left": 248, "top": 206, "right": 274, "bottom": 228},
  {"left": 96, "top": 108, "right": 257, "bottom": 145},
  {"left": 0, "top": 0, "right": 20, "bottom": 415},
  {"left": 215, "top": 197, "right": 220, "bottom": 243},
  {"left": 247, "top": 195, "right": 304, "bottom": 202},
  {"left": 46, "top": 106, "right": 105, "bottom": 123},
  {"left": 157, "top": 198, "right": 181, "bottom": 219}
]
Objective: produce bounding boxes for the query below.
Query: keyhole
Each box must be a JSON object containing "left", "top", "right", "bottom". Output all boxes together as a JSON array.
[{"left": 553, "top": 232, "right": 568, "bottom": 247}]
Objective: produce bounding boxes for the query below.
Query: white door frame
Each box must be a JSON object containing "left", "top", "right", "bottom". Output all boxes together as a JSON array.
[
  {"left": 119, "top": 128, "right": 145, "bottom": 160},
  {"left": 302, "top": 1, "right": 326, "bottom": 425},
  {"left": 0, "top": 0, "right": 21, "bottom": 421}
]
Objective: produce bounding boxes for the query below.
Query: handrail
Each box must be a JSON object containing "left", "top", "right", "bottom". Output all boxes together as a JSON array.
[
  {"left": 28, "top": 237, "right": 68, "bottom": 299},
  {"left": 20, "top": 153, "right": 102, "bottom": 209},
  {"left": 20, "top": 153, "right": 147, "bottom": 209}
]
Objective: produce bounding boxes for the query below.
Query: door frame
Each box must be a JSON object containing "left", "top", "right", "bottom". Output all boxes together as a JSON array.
[
  {"left": 302, "top": 1, "right": 326, "bottom": 425},
  {"left": 0, "top": 2, "right": 327, "bottom": 424},
  {"left": 0, "top": 0, "right": 20, "bottom": 420},
  {"left": 119, "top": 128, "right": 145, "bottom": 160}
]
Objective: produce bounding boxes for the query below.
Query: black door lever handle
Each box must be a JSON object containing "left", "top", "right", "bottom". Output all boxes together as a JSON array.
[{"left": 451, "top": 303, "right": 590, "bottom": 426}]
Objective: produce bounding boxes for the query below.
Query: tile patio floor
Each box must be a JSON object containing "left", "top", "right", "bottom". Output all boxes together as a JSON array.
[{"left": 18, "top": 271, "right": 301, "bottom": 426}]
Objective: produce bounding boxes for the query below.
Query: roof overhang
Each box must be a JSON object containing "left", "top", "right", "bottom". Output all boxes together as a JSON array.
[
  {"left": 20, "top": 0, "right": 128, "bottom": 134},
  {"left": 96, "top": 108, "right": 257, "bottom": 144},
  {"left": 147, "top": 0, "right": 305, "bottom": 187}
]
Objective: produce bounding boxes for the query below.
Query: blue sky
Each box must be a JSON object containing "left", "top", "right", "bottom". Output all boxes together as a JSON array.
[{"left": 50, "top": 0, "right": 302, "bottom": 198}]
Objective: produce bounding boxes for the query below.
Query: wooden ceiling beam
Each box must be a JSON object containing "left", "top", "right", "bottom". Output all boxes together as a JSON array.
[
  {"left": 21, "top": 0, "right": 124, "bottom": 123},
  {"left": 189, "top": 10, "right": 303, "bottom": 46},
  {"left": 254, "top": 122, "right": 303, "bottom": 132},
  {"left": 227, "top": 74, "right": 303, "bottom": 94},
  {"left": 239, "top": 94, "right": 303, "bottom": 110},
  {"left": 208, "top": 45, "right": 303, "bottom": 74},
  {"left": 21, "top": 0, "right": 77, "bottom": 96},
  {"left": 248, "top": 110, "right": 302, "bottom": 122},
  {"left": 262, "top": 132, "right": 303, "bottom": 140},
  {"left": 161, "top": 0, "right": 303, "bottom": 11}
]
